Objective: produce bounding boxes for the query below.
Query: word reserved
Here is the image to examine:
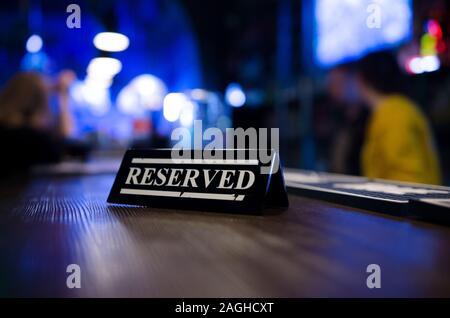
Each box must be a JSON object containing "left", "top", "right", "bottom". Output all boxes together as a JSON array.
[{"left": 125, "top": 166, "right": 255, "bottom": 190}]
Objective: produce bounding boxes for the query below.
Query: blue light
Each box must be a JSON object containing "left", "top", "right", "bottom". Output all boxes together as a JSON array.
[
  {"left": 93, "top": 32, "right": 130, "bottom": 52},
  {"left": 117, "top": 86, "right": 141, "bottom": 116},
  {"left": 116, "top": 74, "right": 167, "bottom": 116},
  {"left": 163, "top": 93, "right": 187, "bottom": 122},
  {"left": 70, "top": 80, "right": 111, "bottom": 116},
  {"left": 26, "top": 34, "right": 43, "bottom": 53},
  {"left": 179, "top": 100, "right": 195, "bottom": 127},
  {"left": 130, "top": 74, "right": 167, "bottom": 110},
  {"left": 225, "top": 83, "right": 246, "bottom": 107},
  {"left": 86, "top": 57, "right": 122, "bottom": 86},
  {"left": 21, "top": 51, "right": 48, "bottom": 71}
]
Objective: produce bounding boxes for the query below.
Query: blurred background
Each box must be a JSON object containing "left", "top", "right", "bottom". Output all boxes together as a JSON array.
[{"left": 0, "top": 0, "right": 449, "bottom": 184}]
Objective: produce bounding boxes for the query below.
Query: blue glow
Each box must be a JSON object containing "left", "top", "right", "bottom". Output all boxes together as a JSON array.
[
  {"left": 117, "top": 85, "right": 141, "bottom": 116},
  {"left": 314, "top": 0, "right": 412, "bottom": 67},
  {"left": 117, "top": 74, "right": 167, "bottom": 116},
  {"left": 26, "top": 34, "right": 43, "bottom": 53},
  {"left": 163, "top": 93, "right": 187, "bottom": 122},
  {"left": 86, "top": 57, "right": 122, "bottom": 87},
  {"left": 70, "top": 80, "right": 111, "bottom": 116},
  {"left": 179, "top": 100, "right": 195, "bottom": 127},
  {"left": 20, "top": 51, "right": 48, "bottom": 71},
  {"left": 115, "top": 0, "right": 202, "bottom": 92},
  {"left": 14, "top": 0, "right": 203, "bottom": 142},
  {"left": 93, "top": 32, "right": 130, "bottom": 52},
  {"left": 129, "top": 74, "right": 167, "bottom": 110},
  {"left": 225, "top": 83, "right": 246, "bottom": 107}
]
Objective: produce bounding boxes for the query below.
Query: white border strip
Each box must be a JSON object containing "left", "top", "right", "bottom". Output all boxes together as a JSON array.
[
  {"left": 131, "top": 158, "right": 258, "bottom": 165},
  {"left": 120, "top": 188, "right": 245, "bottom": 201},
  {"left": 120, "top": 188, "right": 181, "bottom": 197},
  {"left": 181, "top": 192, "right": 244, "bottom": 201}
]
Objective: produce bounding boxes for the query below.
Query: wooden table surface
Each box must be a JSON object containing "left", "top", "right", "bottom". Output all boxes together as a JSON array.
[{"left": 1, "top": 173, "right": 450, "bottom": 297}]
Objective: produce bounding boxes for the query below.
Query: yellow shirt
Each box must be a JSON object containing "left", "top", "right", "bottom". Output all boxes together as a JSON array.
[{"left": 362, "top": 94, "right": 442, "bottom": 185}]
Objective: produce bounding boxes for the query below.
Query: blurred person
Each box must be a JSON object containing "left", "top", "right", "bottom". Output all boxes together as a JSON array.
[
  {"left": 356, "top": 51, "right": 442, "bottom": 185},
  {"left": 325, "top": 64, "right": 369, "bottom": 175},
  {"left": 0, "top": 71, "right": 78, "bottom": 175}
]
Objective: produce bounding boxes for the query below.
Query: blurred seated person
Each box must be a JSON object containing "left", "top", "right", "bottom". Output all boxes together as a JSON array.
[
  {"left": 0, "top": 71, "right": 86, "bottom": 176},
  {"left": 356, "top": 52, "right": 442, "bottom": 185}
]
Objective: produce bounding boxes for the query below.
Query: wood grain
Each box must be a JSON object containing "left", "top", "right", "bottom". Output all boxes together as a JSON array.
[{"left": 1, "top": 174, "right": 450, "bottom": 297}]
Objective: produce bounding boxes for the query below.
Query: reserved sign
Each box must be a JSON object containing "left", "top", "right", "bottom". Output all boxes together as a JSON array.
[{"left": 107, "top": 149, "right": 289, "bottom": 213}]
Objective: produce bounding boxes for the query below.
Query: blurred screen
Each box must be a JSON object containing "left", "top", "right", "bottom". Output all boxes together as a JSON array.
[{"left": 315, "top": 0, "right": 413, "bottom": 67}]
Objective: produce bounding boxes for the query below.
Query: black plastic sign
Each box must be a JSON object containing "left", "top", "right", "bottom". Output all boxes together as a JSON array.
[{"left": 107, "top": 149, "right": 289, "bottom": 214}]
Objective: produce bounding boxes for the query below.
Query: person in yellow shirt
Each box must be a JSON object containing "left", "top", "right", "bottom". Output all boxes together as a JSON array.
[{"left": 355, "top": 52, "right": 442, "bottom": 185}]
